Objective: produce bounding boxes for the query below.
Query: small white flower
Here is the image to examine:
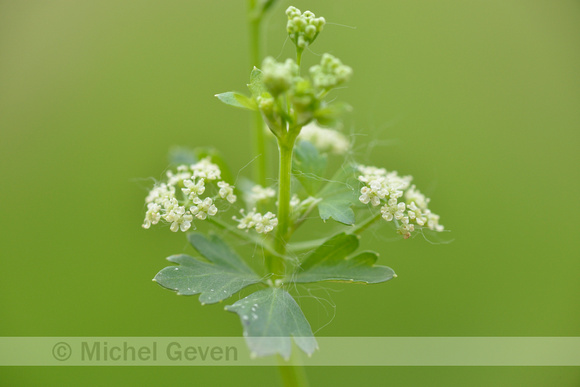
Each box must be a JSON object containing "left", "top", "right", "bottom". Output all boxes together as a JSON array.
[
  {"left": 190, "top": 197, "right": 218, "bottom": 220},
  {"left": 357, "top": 163, "right": 445, "bottom": 238},
  {"left": 142, "top": 203, "right": 161, "bottom": 229},
  {"left": 426, "top": 212, "right": 444, "bottom": 232},
  {"left": 182, "top": 178, "right": 205, "bottom": 200},
  {"left": 249, "top": 185, "right": 276, "bottom": 203},
  {"left": 163, "top": 204, "right": 193, "bottom": 233},
  {"left": 145, "top": 183, "right": 175, "bottom": 204},
  {"left": 405, "top": 185, "right": 430, "bottom": 210},
  {"left": 233, "top": 208, "right": 278, "bottom": 234},
  {"left": 397, "top": 223, "right": 415, "bottom": 239},
  {"left": 166, "top": 168, "right": 192, "bottom": 186},
  {"left": 217, "top": 181, "right": 237, "bottom": 203},
  {"left": 191, "top": 157, "right": 221, "bottom": 180},
  {"left": 290, "top": 194, "right": 301, "bottom": 208},
  {"left": 233, "top": 209, "right": 256, "bottom": 231},
  {"left": 254, "top": 212, "right": 278, "bottom": 234},
  {"left": 380, "top": 198, "right": 406, "bottom": 222}
]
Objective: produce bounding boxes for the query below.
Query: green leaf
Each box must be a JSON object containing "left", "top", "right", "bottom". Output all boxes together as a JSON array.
[
  {"left": 168, "top": 146, "right": 197, "bottom": 166},
  {"left": 318, "top": 198, "right": 355, "bottom": 225},
  {"left": 316, "top": 164, "right": 358, "bottom": 225},
  {"left": 187, "top": 233, "right": 251, "bottom": 273},
  {"left": 225, "top": 288, "right": 317, "bottom": 359},
  {"left": 293, "top": 140, "right": 327, "bottom": 195},
  {"left": 153, "top": 233, "right": 262, "bottom": 305},
  {"left": 295, "top": 233, "right": 396, "bottom": 284},
  {"left": 247, "top": 67, "right": 265, "bottom": 98},
  {"left": 215, "top": 92, "right": 257, "bottom": 111}
]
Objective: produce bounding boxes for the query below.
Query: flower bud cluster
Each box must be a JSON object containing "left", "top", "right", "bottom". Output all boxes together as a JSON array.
[
  {"left": 262, "top": 57, "right": 299, "bottom": 97},
  {"left": 258, "top": 54, "right": 352, "bottom": 132},
  {"left": 142, "top": 158, "right": 237, "bottom": 232},
  {"left": 357, "top": 164, "right": 444, "bottom": 238},
  {"left": 310, "top": 54, "right": 353, "bottom": 91},
  {"left": 286, "top": 6, "right": 326, "bottom": 49}
]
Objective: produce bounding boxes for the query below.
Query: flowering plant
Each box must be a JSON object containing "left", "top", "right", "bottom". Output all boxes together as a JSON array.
[{"left": 142, "top": 3, "right": 445, "bottom": 374}]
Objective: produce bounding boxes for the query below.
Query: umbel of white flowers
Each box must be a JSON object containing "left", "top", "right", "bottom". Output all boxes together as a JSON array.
[
  {"left": 142, "top": 158, "right": 237, "bottom": 232},
  {"left": 357, "top": 164, "right": 444, "bottom": 239}
]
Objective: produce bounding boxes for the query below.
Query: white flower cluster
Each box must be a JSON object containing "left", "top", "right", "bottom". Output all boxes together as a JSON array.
[
  {"left": 142, "top": 158, "right": 237, "bottom": 232},
  {"left": 310, "top": 53, "right": 353, "bottom": 91},
  {"left": 286, "top": 6, "right": 326, "bottom": 49},
  {"left": 299, "top": 122, "right": 351, "bottom": 155},
  {"left": 233, "top": 209, "right": 278, "bottom": 234},
  {"left": 357, "top": 164, "right": 444, "bottom": 239},
  {"left": 246, "top": 184, "right": 276, "bottom": 204}
]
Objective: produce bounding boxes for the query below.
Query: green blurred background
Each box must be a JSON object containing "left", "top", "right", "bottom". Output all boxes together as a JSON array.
[{"left": 1, "top": 0, "right": 579, "bottom": 385}]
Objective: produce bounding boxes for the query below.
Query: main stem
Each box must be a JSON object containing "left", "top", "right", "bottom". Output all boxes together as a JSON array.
[
  {"left": 278, "top": 356, "right": 309, "bottom": 387},
  {"left": 248, "top": 12, "right": 267, "bottom": 187},
  {"left": 270, "top": 137, "right": 296, "bottom": 277}
]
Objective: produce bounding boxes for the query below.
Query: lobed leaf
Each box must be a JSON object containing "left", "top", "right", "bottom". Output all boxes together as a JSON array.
[
  {"left": 315, "top": 164, "right": 359, "bottom": 225},
  {"left": 225, "top": 288, "right": 317, "bottom": 359},
  {"left": 187, "top": 233, "right": 253, "bottom": 273},
  {"left": 294, "top": 233, "right": 396, "bottom": 284},
  {"left": 153, "top": 233, "right": 262, "bottom": 304},
  {"left": 318, "top": 197, "right": 355, "bottom": 225},
  {"left": 293, "top": 140, "right": 327, "bottom": 195}
]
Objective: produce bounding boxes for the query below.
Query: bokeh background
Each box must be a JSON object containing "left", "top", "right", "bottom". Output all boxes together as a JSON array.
[{"left": 1, "top": 0, "right": 579, "bottom": 385}]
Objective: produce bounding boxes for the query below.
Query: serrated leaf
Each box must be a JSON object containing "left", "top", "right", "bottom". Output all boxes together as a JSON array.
[
  {"left": 188, "top": 232, "right": 252, "bottom": 273},
  {"left": 215, "top": 92, "right": 256, "bottom": 111},
  {"left": 295, "top": 233, "right": 396, "bottom": 284},
  {"left": 293, "top": 140, "right": 327, "bottom": 195},
  {"left": 318, "top": 198, "right": 355, "bottom": 225},
  {"left": 248, "top": 67, "right": 265, "bottom": 98},
  {"left": 225, "top": 288, "right": 317, "bottom": 359},
  {"left": 154, "top": 233, "right": 261, "bottom": 304},
  {"left": 154, "top": 255, "right": 262, "bottom": 304},
  {"left": 316, "top": 164, "right": 359, "bottom": 225}
]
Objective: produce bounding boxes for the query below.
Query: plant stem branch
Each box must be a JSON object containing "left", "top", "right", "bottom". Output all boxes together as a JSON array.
[
  {"left": 207, "top": 217, "right": 281, "bottom": 258},
  {"left": 270, "top": 137, "right": 296, "bottom": 277},
  {"left": 288, "top": 211, "right": 383, "bottom": 253},
  {"left": 278, "top": 355, "right": 309, "bottom": 387},
  {"left": 248, "top": 3, "right": 267, "bottom": 187}
]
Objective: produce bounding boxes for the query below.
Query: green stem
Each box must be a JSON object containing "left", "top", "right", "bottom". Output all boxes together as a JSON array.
[
  {"left": 207, "top": 217, "right": 282, "bottom": 259},
  {"left": 248, "top": 4, "right": 267, "bottom": 187},
  {"left": 288, "top": 211, "right": 383, "bottom": 253},
  {"left": 296, "top": 48, "right": 303, "bottom": 67},
  {"left": 278, "top": 355, "right": 309, "bottom": 387},
  {"left": 352, "top": 211, "right": 383, "bottom": 235},
  {"left": 270, "top": 135, "right": 298, "bottom": 276}
]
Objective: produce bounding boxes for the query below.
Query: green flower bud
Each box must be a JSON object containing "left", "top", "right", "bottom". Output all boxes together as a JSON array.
[
  {"left": 257, "top": 93, "right": 274, "bottom": 113},
  {"left": 261, "top": 57, "right": 299, "bottom": 97},
  {"left": 290, "top": 78, "right": 318, "bottom": 125},
  {"left": 309, "top": 53, "right": 353, "bottom": 91},
  {"left": 285, "top": 6, "right": 326, "bottom": 49}
]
